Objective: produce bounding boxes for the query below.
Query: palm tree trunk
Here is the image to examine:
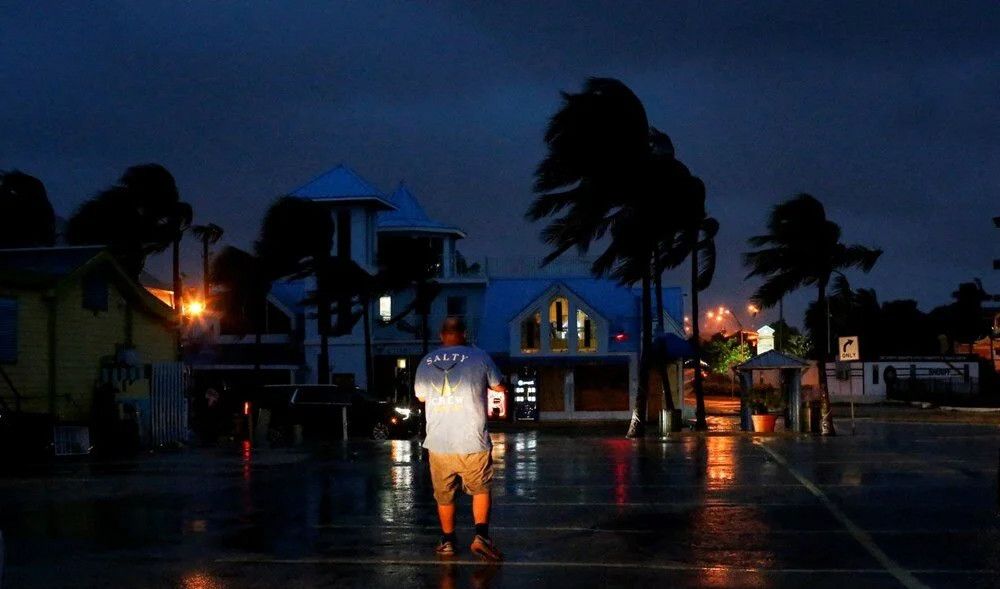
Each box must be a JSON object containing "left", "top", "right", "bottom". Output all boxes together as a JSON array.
[
  {"left": 817, "top": 281, "right": 836, "bottom": 436},
  {"left": 654, "top": 256, "right": 675, "bottom": 420},
  {"left": 627, "top": 265, "right": 652, "bottom": 438},
  {"left": 172, "top": 236, "right": 182, "bottom": 311},
  {"left": 655, "top": 261, "right": 665, "bottom": 332},
  {"left": 317, "top": 291, "right": 330, "bottom": 386},
  {"left": 691, "top": 246, "right": 707, "bottom": 431},
  {"left": 362, "top": 293, "right": 374, "bottom": 392},
  {"left": 202, "top": 238, "right": 210, "bottom": 303}
]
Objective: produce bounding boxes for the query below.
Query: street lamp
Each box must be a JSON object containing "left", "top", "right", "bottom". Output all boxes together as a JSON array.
[{"left": 706, "top": 306, "right": 747, "bottom": 358}]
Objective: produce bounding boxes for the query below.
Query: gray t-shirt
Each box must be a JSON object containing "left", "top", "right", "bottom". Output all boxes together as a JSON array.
[{"left": 414, "top": 345, "right": 502, "bottom": 454}]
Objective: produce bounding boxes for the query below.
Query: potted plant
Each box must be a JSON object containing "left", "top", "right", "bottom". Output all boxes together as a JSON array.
[{"left": 747, "top": 383, "right": 784, "bottom": 433}]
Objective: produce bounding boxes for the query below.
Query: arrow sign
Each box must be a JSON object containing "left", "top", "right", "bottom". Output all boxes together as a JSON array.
[{"left": 838, "top": 336, "right": 860, "bottom": 361}]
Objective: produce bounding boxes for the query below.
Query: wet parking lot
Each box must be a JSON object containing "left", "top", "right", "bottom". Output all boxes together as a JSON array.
[{"left": 1, "top": 420, "right": 998, "bottom": 588}]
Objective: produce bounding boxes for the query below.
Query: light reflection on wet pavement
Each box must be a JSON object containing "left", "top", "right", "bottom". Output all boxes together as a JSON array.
[{"left": 1, "top": 421, "right": 998, "bottom": 588}]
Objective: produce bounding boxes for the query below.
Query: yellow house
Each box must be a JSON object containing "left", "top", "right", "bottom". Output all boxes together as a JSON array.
[{"left": 0, "top": 246, "right": 179, "bottom": 425}]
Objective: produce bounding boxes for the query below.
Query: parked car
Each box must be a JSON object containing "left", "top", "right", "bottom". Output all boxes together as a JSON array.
[{"left": 259, "top": 385, "right": 423, "bottom": 442}]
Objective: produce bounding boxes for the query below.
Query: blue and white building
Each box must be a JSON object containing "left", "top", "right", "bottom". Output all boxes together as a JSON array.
[{"left": 191, "top": 165, "right": 689, "bottom": 421}]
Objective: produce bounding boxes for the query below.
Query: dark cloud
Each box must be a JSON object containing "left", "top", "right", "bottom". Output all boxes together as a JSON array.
[{"left": 2, "top": 1, "right": 999, "bottom": 327}]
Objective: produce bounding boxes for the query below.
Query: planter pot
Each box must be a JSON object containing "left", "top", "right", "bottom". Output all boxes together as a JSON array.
[{"left": 751, "top": 414, "right": 778, "bottom": 433}]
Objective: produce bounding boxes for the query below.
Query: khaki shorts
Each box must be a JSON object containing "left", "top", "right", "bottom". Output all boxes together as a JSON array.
[{"left": 428, "top": 450, "right": 493, "bottom": 505}]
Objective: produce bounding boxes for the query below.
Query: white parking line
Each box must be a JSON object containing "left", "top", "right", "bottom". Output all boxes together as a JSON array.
[
  {"left": 214, "top": 555, "right": 887, "bottom": 574},
  {"left": 213, "top": 556, "right": 1000, "bottom": 575},
  {"left": 755, "top": 441, "right": 932, "bottom": 589}
]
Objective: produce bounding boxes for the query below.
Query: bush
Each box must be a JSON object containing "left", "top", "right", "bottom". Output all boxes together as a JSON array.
[{"left": 747, "top": 383, "right": 784, "bottom": 414}]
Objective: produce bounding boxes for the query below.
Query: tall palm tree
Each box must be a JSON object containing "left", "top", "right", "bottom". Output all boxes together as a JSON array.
[
  {"left": 66, "top": 164, "right": 192, "bottom": 289},
  {"left": 528, "top": 78, "right": 656, "bottom": 437},
  {"left": 191, "top": 223, "right": 224, "bottom": 302},
  {"left": 528, "top": 78, "right": 709, "bottom": 438},
  {"left": 743, "top": 194, "right": 881, "bottom": 435},
  {"left": 257, "top": 197, "right": 335, "bottom": 384},
  {"left": 686, "top": 213, "right": 719, "bottom": 431},
  {"left": 0, "top": 170, "right": 56, "bottom": 248}
]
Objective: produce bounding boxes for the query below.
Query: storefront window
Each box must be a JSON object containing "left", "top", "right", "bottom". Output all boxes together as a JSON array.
[
  {"left": 521, "top": 312, "right": 541, "bottom": 353},
  {"left": 549, "top": 297, "right": 569, "bottom": 352},
  {"left": 577, "top": 309, "right": 596, "bottom": 352}
]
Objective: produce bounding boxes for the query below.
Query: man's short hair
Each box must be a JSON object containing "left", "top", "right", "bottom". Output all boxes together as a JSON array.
[{"left": 441, "top": 316, "right": 467, "bottom": 334}]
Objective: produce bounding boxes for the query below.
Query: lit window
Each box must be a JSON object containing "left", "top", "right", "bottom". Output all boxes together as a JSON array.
[
  {"left": 577, "top": 309, "right": 596, "bottom": 352},
  {"left": 549, "top": 297, "right": 569, "bottom": 352},
  {"left": 521, "top": 312, "right": 540, "bottom": 353},
  {"left": 379, "top": 296, "right": 392, "bottom": 322}
]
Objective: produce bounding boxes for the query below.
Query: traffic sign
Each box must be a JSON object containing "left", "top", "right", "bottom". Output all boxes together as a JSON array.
[{"left": 838, "top": 336, "right": 860, "bottom": 361}]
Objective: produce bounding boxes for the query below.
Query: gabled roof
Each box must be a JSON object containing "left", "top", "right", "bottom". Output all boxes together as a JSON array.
[
  {"left": 757, "top": 325, "right": 776, "bottom": 335},
  {"left": 270, "top": 280, "right": 307, "bottom": 313},
  {"left": 477, "top": 277, "right": 648, "bottom": 354},
  {"left": 288, "top": 165, "right": 395, "bottom": 211},
  {"left": 378, "top": 183, "right": 466, "bottom": 237},
  {"left": 735, "top": 349, "right": 809, "bottom": 371},
  {"left": 0, "top": 246, "right": 106, "bottom": 282},
  {"left": 0, "top": 246, "right": 174, "bottom": 320}
]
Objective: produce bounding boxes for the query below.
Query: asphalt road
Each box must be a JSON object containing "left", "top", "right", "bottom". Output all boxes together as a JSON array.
[{"left": 1, "top": 419, "right": 998, "bottom": 588}]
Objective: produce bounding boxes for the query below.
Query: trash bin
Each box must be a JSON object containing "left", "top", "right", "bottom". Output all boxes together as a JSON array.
[{"left": 806, "top": 401, "right": 822, "bottom": 434}]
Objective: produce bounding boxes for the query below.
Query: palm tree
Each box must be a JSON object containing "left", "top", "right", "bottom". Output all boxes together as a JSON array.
[
  {"left": 256, "top": 197, "right": 335, "bottom": 384},
  {"left": 743, "top": 194, "right": 882, "bottom": 435},
  {"left": 527, "top": 78, "right": 655, "bottom": 437},
  {"left": 378, "top": 236, "right": 444, "bottom": 356},
  {"left": 0, "top": 171, "right": 56, "bottom": 248},
  {"left": 211, "top": 246, "right": 271, "bottom": 380},
  {"left": 191, "top": 223, "right": 224, "bottom": 302},
  {"left": 65, "top": 164, "right": 193, "bottom": 292},
  {"left": 686, "top": 212, "right": 719, "bottom": 431},
  {"left": 528, "top": 78, "right": 710, "bottom": 438}
]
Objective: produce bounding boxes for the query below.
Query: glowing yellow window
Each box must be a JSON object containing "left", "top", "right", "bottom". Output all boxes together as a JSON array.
[{"left": 549, "top": 297, "right": 569, "bottom": 352}]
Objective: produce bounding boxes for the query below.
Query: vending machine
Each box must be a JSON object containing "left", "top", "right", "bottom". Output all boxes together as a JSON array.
[
  {"left": 487, "top": 388, "right": 508, "bottom": 420},
  {"left": 513, "top": 368, "right": 540, "bottom": 421}
]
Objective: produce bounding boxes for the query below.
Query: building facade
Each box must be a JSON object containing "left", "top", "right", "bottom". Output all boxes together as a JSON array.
[{"left": 194, "top": 165, "right": 688, "bottom": 421}]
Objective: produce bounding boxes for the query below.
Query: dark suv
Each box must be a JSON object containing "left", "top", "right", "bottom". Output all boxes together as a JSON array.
[{"left": 260, "top": 385, "right": 423, "bottom": 442}]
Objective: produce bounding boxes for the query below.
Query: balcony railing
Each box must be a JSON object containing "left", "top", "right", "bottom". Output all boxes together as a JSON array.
[{"left": 439, "top": 255, "right": 598, "bottom": 279}]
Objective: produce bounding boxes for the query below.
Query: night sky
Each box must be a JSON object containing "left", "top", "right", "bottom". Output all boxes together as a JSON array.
[{"left": 4, "top": 1, "right": 999, "bottom": 330}]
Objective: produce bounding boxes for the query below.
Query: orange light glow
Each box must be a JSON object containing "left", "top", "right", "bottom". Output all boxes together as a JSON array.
[{"left": 183, "top": 299, "right": 206, "bottom": 317}]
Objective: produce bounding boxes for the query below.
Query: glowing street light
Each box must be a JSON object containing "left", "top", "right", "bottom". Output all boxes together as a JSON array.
[{"left": 183, "top": 299, "right": 206, "bottom": 318}]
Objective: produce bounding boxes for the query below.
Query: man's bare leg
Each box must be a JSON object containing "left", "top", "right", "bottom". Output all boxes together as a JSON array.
[
  {"left": 438, "top": 503, "right": 456, "bottom": 534},
  {"left": 472, "top": 492, "right": 490, "bottom": 529}
]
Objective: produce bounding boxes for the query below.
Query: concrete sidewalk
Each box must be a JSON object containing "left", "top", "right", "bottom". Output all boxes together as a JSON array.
[{"left": 1, "top": 421, "right": 998, "bottom": 588}]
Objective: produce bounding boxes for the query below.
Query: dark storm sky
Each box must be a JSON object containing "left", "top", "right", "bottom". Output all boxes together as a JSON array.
[{"left": 3, "top": 1, "right": 999, "bottom": 330}]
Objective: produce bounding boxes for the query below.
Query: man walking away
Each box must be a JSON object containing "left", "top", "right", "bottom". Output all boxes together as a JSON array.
[{"left": 415, "top": 317, "right": 505, "bottom": 561}]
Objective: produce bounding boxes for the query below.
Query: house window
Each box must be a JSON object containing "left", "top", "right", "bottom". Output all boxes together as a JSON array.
[
  {"left": 549, "top": 297, "right": 569, "bottom": 352},
  {"left": 379, "top": 295, "right": 392, "bottom": 322},
  {"left": 0, "top": 298, "right": 17, "bottom": 364},
  {"left": 521, "top": 312, "right": 541, "bottom": 353},
  {"left": 577, "top": 309, "right": 597, "bottom": 352},
  {"left": 447, "top": 296, "right": 467, "bottom": 318},
  {"left": 82, "top": 272, "right": 108, "bottom": 311}
]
